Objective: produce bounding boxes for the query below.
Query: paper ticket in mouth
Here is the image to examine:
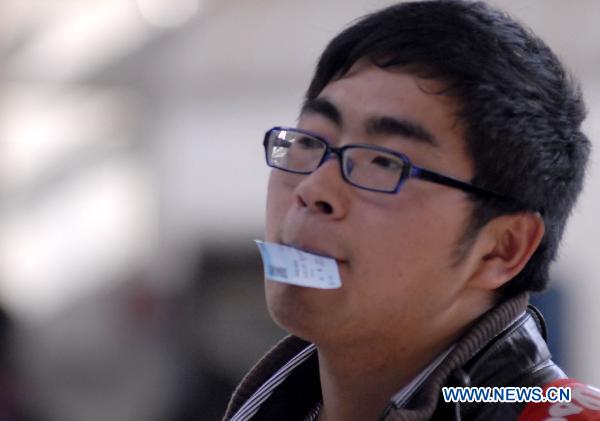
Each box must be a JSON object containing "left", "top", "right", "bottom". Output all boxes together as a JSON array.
[{"left": 255, "top": 240, "right": 342, "bottom": 289}]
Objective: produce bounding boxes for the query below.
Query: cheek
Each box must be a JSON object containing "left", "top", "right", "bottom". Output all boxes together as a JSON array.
[
  {"left": 265, "top": 172, "right": 298, "bottom": 241},
  {"left": 350, "top": 214, "right": 460, "bottom": 323},
  {"left": 351, "top": 199, "right": 463, "bottom": 283}
]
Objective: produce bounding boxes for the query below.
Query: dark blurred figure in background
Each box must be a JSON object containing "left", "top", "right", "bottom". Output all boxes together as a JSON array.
[{"left": 0, "top": 306, "right": 16, "bottom": 418}]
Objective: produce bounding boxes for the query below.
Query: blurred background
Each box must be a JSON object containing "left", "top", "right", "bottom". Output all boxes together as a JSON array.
[{"left": 0, "top": 0, "right": 598, "bottom": 419}]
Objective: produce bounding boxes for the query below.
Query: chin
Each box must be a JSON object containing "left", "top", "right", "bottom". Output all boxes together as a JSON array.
[{"left": 265, "top": 280, "right": 333, "bottom": 341}]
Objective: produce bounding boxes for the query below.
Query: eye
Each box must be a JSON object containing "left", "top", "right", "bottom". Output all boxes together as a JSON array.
[
  {"left": 272, "top": 138, "right": 291, "bottom": 148},
  {"left": 296, "top": 136, "right": 323, "bottom": 149},
  {"left": 371, "top": 155, "right": 403, "bottom": 171}
]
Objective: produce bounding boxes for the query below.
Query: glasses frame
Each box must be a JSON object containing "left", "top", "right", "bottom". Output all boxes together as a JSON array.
[{"left": 263, "top": 126, "right": 517, "bottom": 203}]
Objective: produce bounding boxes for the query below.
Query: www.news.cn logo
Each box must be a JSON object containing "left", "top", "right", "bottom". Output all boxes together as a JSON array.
[{"left": 442, "top": 386, "right": 571, "bottom": 403}]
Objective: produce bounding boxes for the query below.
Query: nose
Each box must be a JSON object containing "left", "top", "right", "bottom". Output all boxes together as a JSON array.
[{"left": 295, "top": 156, "right": 350, "bottom": 218}]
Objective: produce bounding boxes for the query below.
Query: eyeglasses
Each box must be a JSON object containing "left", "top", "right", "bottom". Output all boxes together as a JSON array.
[{"left": 263, "top": 126, "right": 516, "bottom": 202}]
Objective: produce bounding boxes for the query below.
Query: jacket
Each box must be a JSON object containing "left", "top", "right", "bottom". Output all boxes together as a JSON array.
[{"left": 223, "top": 293, "right": 583, "bottom": 420}]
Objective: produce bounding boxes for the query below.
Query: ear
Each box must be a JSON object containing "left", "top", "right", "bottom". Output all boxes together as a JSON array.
[{"left": 467, "top": 212, "right": 545, "bottom": 291}]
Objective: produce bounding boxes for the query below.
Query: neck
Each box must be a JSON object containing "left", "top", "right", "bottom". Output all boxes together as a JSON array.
[
  {"left": 311, "top": 289, "right": 497, "bottom": 421},
  {"left": 315, "top": 336, "right": 453, "bottom": 421}
]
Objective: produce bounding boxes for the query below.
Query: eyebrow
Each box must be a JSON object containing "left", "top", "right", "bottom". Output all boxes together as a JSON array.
[
  {"left": 300, "top": 97, "right": 438, "bottom": 147},
  {"left": 300, "top": 97, "right": 342, "bottom": 126},
  {"left": 365, "top": 116, "right": 438, "bottom": 147}
]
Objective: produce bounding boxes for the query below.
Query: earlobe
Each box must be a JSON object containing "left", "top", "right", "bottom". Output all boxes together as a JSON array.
[{"left": 470, "top": 212, "right": 545, "bottom": 291}]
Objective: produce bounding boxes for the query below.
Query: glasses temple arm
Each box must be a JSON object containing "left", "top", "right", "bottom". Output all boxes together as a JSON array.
[{"left": 411, "top": 167, "right": 523, "bottom": 206}]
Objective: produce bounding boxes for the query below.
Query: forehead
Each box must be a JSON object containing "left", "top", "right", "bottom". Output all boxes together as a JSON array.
[
  {"left": 319, "top": 63, "right": 460, "bottom": 134},
  {"left": 302, "top": 63, "right": 472, "bottom": 177}
]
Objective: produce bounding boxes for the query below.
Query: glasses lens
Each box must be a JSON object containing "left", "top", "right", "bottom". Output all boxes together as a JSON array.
[
  {"left": 266, "top": 129, "right": 326, "bottom": 173},
  {"left": 343, "top": 147, "right": 404, "bottom": 192}
]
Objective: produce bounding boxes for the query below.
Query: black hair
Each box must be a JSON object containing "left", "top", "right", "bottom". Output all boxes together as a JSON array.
[{"left": 305, "top": 0, "right": 590, "bottom": 300}]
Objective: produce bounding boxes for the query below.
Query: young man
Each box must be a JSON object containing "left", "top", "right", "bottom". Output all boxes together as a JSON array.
[{"left": 225, "top": 1, "right": 596, "bottom": 420}]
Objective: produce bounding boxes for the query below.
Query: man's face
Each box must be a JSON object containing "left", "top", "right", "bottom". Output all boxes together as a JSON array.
[{"left": 264, "top": 62, "right": 479, "bottom": 349}]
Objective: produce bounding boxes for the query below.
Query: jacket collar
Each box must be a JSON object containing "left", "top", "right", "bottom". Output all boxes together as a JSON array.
[{"left": 383, "top": 292, "right": 530, "bottom": 420}]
